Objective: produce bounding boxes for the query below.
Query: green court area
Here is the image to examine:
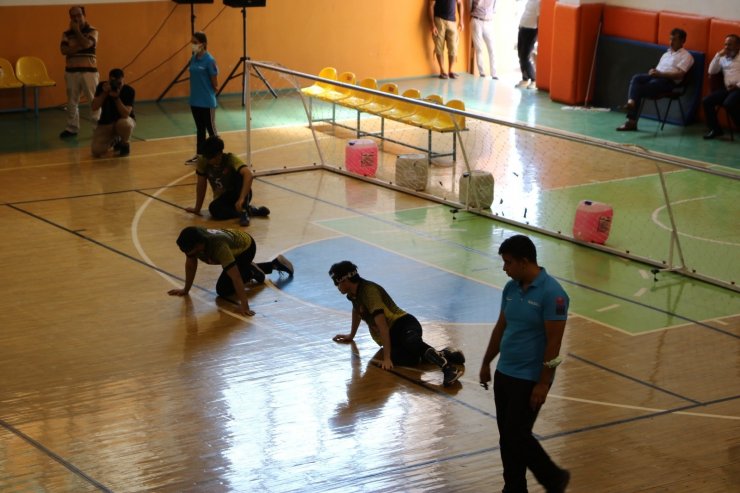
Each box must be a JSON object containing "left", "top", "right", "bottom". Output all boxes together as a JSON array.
[
  {"left": 317, "top": 205, "right": 740, "bottom": 335},
  {"left": 538, "top": 168, "right": 740, "bottom": 285}
]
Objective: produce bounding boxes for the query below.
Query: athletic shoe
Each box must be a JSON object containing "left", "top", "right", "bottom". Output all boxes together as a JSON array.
[
  {"left": 442, "top": 347, "right": 465, "bottom": 365},
  {"left": 112, "top": 136, "right": 122, "bottom": 151},
  {"left": 118, "top": 143, "right": 130, "bottom": 157},
  {"left": 549, "top": 469, "right": 571, "bottom": 493},
  {"left": 528, "top": 83, "right": 538, "bottom": 91},
  {"left": 272, "top": 254, "right": 294, "bottom": 276},
  {"left": 424, "top": 348, "right": 448, "bottom": 367},
  {"left": 515, "top": 80, "right": 530, "bottom": 89},
  {"left": 59, "top": 130, "right": 77, "bottom": 139},
  {"left": 239, "top": 210, "right": 250, "bottom": 227},
  {"left": 442, "top": 365, "right": 463, "bottom": 386},
  {"left": 249, "top": 205, "right": 270, "bottom": 217},
  {"left": 184, "top": 155, "right": 199, "bottom": 165},
  {"left": 250, "top": 263, "right": 265, "bottom": 284}
]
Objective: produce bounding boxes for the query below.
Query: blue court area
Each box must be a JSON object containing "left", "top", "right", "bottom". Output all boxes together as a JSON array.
[{"left": 279, "top": 237, "right": 501, "bottom": 324}]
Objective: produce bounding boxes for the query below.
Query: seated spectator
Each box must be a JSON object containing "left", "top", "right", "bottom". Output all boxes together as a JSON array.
[
  {"left": 702, "top": 34, "right": 740, "bottom": 140},
  {"left": 616, "top": 28, "right": 694, "bottom": 132},
  {"left": 91, "top": 68, "right": 135, "bottom": 157}
]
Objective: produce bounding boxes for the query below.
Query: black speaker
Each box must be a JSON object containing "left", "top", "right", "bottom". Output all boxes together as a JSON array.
[
  {"left": 223, "top": 0, "right": 266, "bottom": 7},
  {"left": 172, "top": 0, "right": 214, "bottom": 4}
]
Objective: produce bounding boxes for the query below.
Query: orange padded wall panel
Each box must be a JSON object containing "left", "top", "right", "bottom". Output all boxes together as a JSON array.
[
  {"left": 657, "top": 12, "right": 710, "bottom": 52},
  {"left": 549, "top": 2, "right": 604, "bottom": 105},
  {"left": 536, "top": 0, "right": 557, "bottom": 91},
  {"left": 603, "top": 6, "right": 658, "bottom": 44},
  {"left": 707, "top": 18, "right": 740, "bottom": 65}
]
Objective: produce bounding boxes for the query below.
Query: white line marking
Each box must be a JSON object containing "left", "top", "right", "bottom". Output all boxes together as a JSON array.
[
  {"left": 548, "top": 394, "right": 740, "bottom": 421},
  {"left": 639, "top": 269, "right": 650, "bottom": 280},
  {"left": 596, "top": 304, "right": 620, "bottom": 313},
  {"left": 652, "top": 195, "right": 740, "bottom": 247},
  {"left": 633, "top": 287, "right": 648, "bottom": 297}
]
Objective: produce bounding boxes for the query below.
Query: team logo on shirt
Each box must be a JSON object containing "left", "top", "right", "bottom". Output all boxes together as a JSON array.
[{"left": 555, "top": 296, "right": 566, "bottom": 315}]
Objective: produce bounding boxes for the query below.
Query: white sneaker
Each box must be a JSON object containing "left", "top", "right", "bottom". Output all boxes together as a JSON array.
[
  {"left": 515, "top": 80, "right": 531, "bottom": 89},
  {"left": 528, "top": 83, "right": 538, "bottom": 91},
  {"left": 184, "top": 155, "right": 199, "bottom": 165}
]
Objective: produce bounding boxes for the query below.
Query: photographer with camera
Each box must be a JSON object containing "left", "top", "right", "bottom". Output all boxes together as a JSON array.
[{"left": 91, "top": 68, "right": 135, "bottom": 157}]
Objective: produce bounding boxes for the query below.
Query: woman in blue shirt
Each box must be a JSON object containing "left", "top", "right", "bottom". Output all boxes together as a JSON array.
[{"left": 185, "top": 31, "right": 219, "bottom": 164}]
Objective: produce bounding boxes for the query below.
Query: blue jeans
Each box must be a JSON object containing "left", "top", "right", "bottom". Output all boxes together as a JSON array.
[
  {"left": 702, "top": 88, "right": 740, "bottom": 132},
  {"left": 626, "top": 74, "right": 675, "bottom": 120}
]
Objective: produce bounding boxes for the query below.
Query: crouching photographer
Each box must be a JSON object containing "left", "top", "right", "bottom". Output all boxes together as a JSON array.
[{"left": 91, "top": 68, "right": 136, "bottom": 157}]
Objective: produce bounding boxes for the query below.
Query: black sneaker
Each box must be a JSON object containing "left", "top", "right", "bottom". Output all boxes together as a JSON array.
[
  {"left": 239, "top": 210, "right": 250, "bottom": 227},
  {"left": 59, "top": 130, "right": 77, "bottom": 139},
  {"left": 442, "top": 365, "right": 463, "bottom": 387},
  {"left": 249, "top": 205, "right": 270, "bottom": 217},
  {"left": 547, "top": 469, "right": 570, "bottom": 493},
  {"left": 112, "top": 136, "right": 122, "bottom": 151},
  {"left": 272, "top": 254, "right": 293, "bottom": 276},
  {"left": 442, "top": 347, "right": 465, "bottom": 365},
  {"left": 423, "top": 348, "right": 448, "bottom": 367},
  {"left": 118, "top": 143, "right": 130, "bottom": 157},
  {"left": 250, "top": 263, "right": 265, "bottom": 284}
]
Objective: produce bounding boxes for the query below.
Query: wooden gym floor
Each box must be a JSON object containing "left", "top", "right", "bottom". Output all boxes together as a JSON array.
[{"left": 1, "top": 79, "right": 739, "bottom": 492}]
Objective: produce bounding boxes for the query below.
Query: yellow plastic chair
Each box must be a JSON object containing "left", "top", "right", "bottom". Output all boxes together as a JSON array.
[
  {"left": 0, "top": 58, "right": 23, "bottom": 89},
  {"left": 15, "top": 56, "right": 56, "bottom": 116},
  {"left": 316, "top": 71, "right": 355, "bottom": 103},
  {"left": 338, "top": 77, "right": 377, "bottom": 109},
  {"left": 430, "top": 99, "right": 466, "bottom": 132},
  {"left": 402, "top": 94, "right": 443, "bottom": 127},
  {"left": 361, "top": 82, "right": 399, "bottom": 115},
  {"left": 379, "top": 88, "right": 421, "bottom": 121},
  {"left": 300, "top": 67, "right": 337, "bottom": 98}
]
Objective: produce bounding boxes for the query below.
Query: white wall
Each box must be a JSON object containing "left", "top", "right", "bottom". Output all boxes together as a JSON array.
[{"left": 557, "top": 0, "right": 739, "bottom": 21}]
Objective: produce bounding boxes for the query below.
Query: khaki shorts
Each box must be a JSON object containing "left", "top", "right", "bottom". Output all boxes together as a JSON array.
[{"left": 434, "top": 17, "right": 458, "bottom": 58}]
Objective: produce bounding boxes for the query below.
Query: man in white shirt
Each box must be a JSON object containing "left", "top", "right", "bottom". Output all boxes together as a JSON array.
[
  {"left": 702, "top": 34, "right": 740, "bottom": 140},
  {"left": 617, "top": 28, "right": 694, "bottom": 131}
]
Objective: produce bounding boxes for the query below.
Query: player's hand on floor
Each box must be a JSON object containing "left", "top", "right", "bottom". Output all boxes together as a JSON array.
[
  {"left": 333, "top": 334, "right": 353, "bottom": 343},
  {"left": 168, "top": 288, "right": 189, "bottom": 297}
]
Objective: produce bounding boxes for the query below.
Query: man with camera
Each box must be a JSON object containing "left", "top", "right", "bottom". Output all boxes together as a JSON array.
[{"left": 91, "top": 68, "right": 135, "bottom": 157}]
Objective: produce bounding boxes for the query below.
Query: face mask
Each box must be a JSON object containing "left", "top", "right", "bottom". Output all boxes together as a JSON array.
[{"left": 191, "top": 44, "right": 202, "bottom": 54}]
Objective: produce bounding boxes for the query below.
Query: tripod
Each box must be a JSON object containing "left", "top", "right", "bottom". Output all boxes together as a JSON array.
[
  {"left": 217, "top": 6, "right": 276, "bottom": 105},
  {"left": 157, "top": 2, "right": 199, "bottom": 102}
]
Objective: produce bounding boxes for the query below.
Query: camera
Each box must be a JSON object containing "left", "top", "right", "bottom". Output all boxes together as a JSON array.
[{"left": 109, "top": 79, "right": 122, "bottom": 91}]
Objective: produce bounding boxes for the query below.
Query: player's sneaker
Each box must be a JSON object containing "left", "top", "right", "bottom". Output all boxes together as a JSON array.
[
  {"left": 442, "top": 347, "right": 465, "bottom": 365},
  {"left": 424, "top": 348, "right": 448, "bottom": 367},
  {"left": 442, "top": 365, "right": 463, "bottom": 387},
  {"left": 118, "top": 143, "right": 130, "bottom": 157},
  {"left": 272, "top": 255, "right": 294, "bottom": 276},
  {"left": 249, "top": 205, "right": 270, "bottom": 217},
  {"left": 239, "top": 210, "right": 250, "bottom": 227},
  {"left": 250, "top": 263, "right": 265, "bottom": 284},
  {"left": 184, "top": 155, "right": 199, "bottom": 165}
]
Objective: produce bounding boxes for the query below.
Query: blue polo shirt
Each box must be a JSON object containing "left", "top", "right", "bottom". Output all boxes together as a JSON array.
[
  {"left": 497, "top": 267, "right": 569, "bottom": 382},
  {"left": 189, "top": 52, "right": 218, "bottom": 108}
]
